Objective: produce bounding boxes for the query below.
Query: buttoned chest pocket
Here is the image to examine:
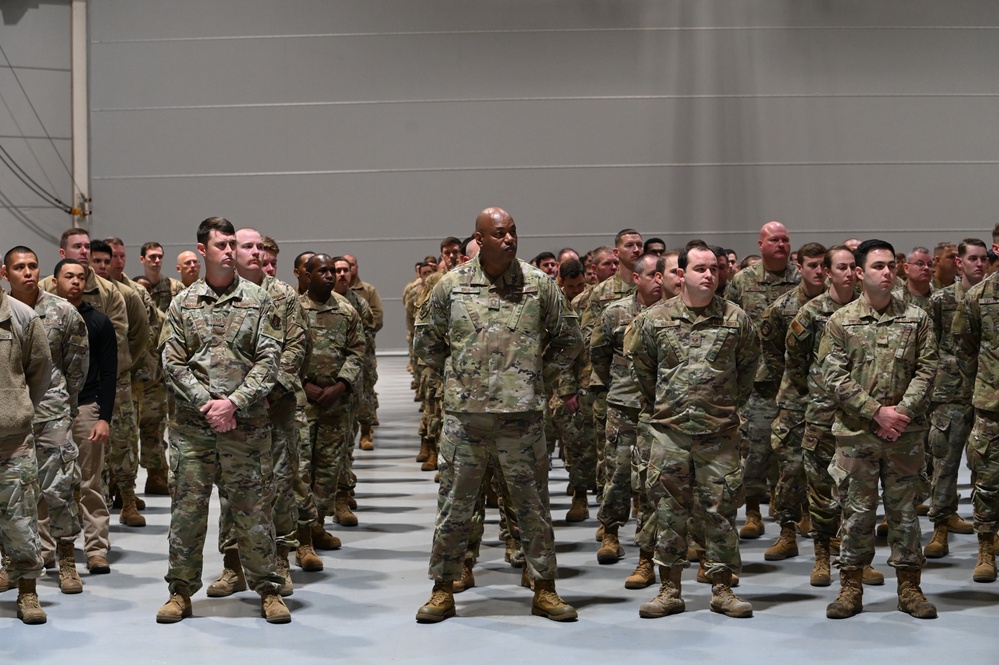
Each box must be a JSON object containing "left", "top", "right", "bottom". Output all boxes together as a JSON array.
[
  {"left": 705, "top": 326, "right": 739, "bottom": 365},
  {"left": 449, "top": 288, "right": 482, "bottom": 336},
  {"left": 223, "top": 302, "right": 260, "bottom": 350},
  {"left": 180, "top": 303, "right": 210, "bottom": 351},
  {"left": 314, "top": 312, "right": 346, "bottom": 348},
  {"left": 654, "top": 324, "right": 685, "bottom": 366},
  {"left": 891, "top": 322, "right": 918, "bottom": 365},
  {"left": 509, "top": 285, "right": 542, "bottom": 334}
]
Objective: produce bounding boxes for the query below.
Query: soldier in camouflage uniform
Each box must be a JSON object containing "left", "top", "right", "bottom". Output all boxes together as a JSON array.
[
  {"left": 157, "top": 217, "right": 290, "bottom": 624},
  {"left": 820, "top": 239, "right": 938, "bottom": 620},
  {"left": 757, "top": 243, "right": 827, "bottom": 562},
  {"left": 627, "top": 242, "right": 759, "bottom": 619},
  {"left": 4, "top": 247, "right": 89, "bottom": 595},
  {"left": 725, "top": 221, "right": 800, "bottom": 539},
  {"left": 344, "top": 254, "right": 382, "bottom": 450},
  {"left": 414, "top": 207, "right": 582, "bottom": 623},
  {"left": 923, "top": 239, "right": 987, "bottom": 558},
  {"left": 0, "top": 285, "right": 52, "bottom": 623},
  {"left": 591, "top": 254, "right": 663, "bottom": 583},
  {"left": 952, "top": 224, "right": 999, "bottom": 584}
]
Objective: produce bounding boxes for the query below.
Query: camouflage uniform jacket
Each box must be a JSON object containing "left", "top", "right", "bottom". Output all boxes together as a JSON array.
[
  {"left": 818, "top": 295, "right": 937, "bottom": 437},
  {"left": 785, "top": 291, "right": 857, "bottom": 427},
  {"left": 414, "top": 256, "right": 582, "bottom": 414},
  {"left": 300, "top": 292, "right": 365, "bottom": 402},
  {"left": 724, "top": 260, "right": 800, "bottom": 388},
  {"left": 403, "top": 278, "right": 422, "bottom": 335},
  {"left": 262, "top": 276, "right": 309, "bottom": 402},
  {"left": 351, "top": 279, "right": 384, "bottom": 333},
  {"left": 591, "top": 293, "right": 645, "bottom": 410},
  {"left": 626, "top": 295, "right": 760, "bottom": 436},
  {"left": 762, "top": 282, "right": 818, "bottom": 413},
  {"left": 582, "top": 274, "right": 636, "bottom": 389},
  {"left": 929, "top": 281, "right": 969, "bottom": 405},
  {"left": 119, "top": 274, "right": 161, "bottom": 383},
  {"left": 341, "top": 288, "right": 376, "bottom": 355},
  {"left": 147, "top": 276, "right": 184, "bottom": 314},
  {"left": 161, "top": 275, "right": 281, "bottom": 420},
  {"left": 568, "top": 285, "right": 597, "bottom": 392},
  {"left": 893, "top": 283, "right": 934, "bottom": 316},
  {"left": 954, "top": 273, "right": 999, "bottom": 413},
  {"left": 42, "top": 268, "right": 129, "bottom": 379},
  {"left": 32, "top": 290, "right": 89, "bottom": 424},
  {"left": 0, "top": 290, "right": 52, "bottom": 435}
]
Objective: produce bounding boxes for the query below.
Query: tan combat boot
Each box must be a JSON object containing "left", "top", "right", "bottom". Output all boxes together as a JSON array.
[
  {"left": 311, "top": 519, "right": 342, "bottom": 551},
  {"left": 261, "top": 588, "right": 292, "bottom": 624},
  {"left": 416, "top": 580, "right": 455, "bottom": 623},
  {"left": 119, "top": 486, "right": 146, "bottom": 527},
  {"left": 896, "top": 568, "right": 937, "bottom": 619},
  {"left": 974, "top": 532, "right": 997, "bottom": 583},
  {"left": 57, "top": 540, "right": 83, "bottom": 594},
  {"left": 796, "top": 511, "right": 811, "bottom": 536},
  {"left": 16, "top": 578, "right": 46, "bottom": 624},
  {"left": 924, "top": 523, "right": 949, "bottom": 559},
  {"left": 156, "top": 585, "right": 192, "bottom": 623},
  {"left": 810, "top": 538, "right": 831, "bottom": 587},
  {"left": 944, "top": 513, "right": 974, "bottom": 534},
  {"left": 144, "top": 468, "right": 170, "bottom": 496},
  {"left": 416, "top": 438, "right": 430, "bottom": 463},
  {"left": 207, "top": 547, "right": 248, "bottom": 597},
  {"left": 596, "top": 526, "right": 625, "bottom": 564},
  {"left": 453, "top": 556, "right": 475, "bottom": 593},
  {"left": 295, "top": 526, "right": 324, "bottom": 572},
  {"left": 333, "top": 492, "right": 359, "bottom": 527},
  {"left": 594, "top": 524, "right": 605, "bottom": 542},
  {"left": 709, "top": 569, "right": 752, "bottom": 618},
  {"left": 826, "top": 568, "right": 863, "bottom": 619},
  {"left": 276, "top": 545, "right": 293, "bottom": 597},
  {"left": 0, "top": 566, "right": 9, "bottom": 593},
  {"left": 764, "top": 524, "right": 799, "bottom": 561},
  {"left": 739, "top": 501, "right": 765, "bottom": 539},
  {"left": 697, "top": 559, "right": 739, "bottom": 586},
  {"left": 638, "top": 565, "right": 684, "bottom": 618},
  {"left": 625, "top": 549, "right": 656, "bottom": 589},
  {"left": 359, "top": 423, "right": 374, "bottom": 451},
  {"left": 421, "top": 448, "right": 437, "bottom": 472},
  {"left": 862, "top": 564, "right": 885, "bottom": 586},
  {"left": 565, "top": 490, "right": 589, "bottom": 523},
  {"left": 531, "top": 579, "right": 577, "bottom": 621}
]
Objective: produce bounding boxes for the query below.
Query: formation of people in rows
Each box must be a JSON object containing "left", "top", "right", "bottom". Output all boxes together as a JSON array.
[{"left": 1, "top": 209, "right": 997, "bottom": 626}]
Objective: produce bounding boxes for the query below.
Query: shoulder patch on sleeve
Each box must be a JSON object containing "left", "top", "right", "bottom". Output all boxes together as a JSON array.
[{"left": 789, "top": 319, "right": 806, "bottom": 338}]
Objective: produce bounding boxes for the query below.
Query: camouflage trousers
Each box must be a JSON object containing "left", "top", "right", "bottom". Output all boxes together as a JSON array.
[
  {"left": 829, "top": 431, "right": 926, "bottom": 571},
  {"left": 463, "top": 464, "right": 520, "bottom": 562},
  {"left": 0, "top": 431, "right": 43, "bottom": 582},
  {"left": 647, "top": 424, "right": 743, "bottom": 575},
  {"left": 966, "top": 411, "right": 999, "bottom": 534},
  {"left": 165, "top": 411, "right": 282, "bottom": 595},
  {"left": 357, "top": 352, "right": 378, "bottom": 426},
  {"left": 107, "top": 376, "right": 139, "bottom": 491},
  {"left": 137, "top": 378, "right": 169, "bottom": 472},
  {"left": 551, "top": 389, "right": 596, "bottom": 493},
  {"left": 598, "top": 403, "right": 639, "bottom": 530},
  {"left": 632, "top": 420, "right": 659, "bottom": 552},
  {"left": 303, "top": 402, "right": 354, "bottom": 521},
  {"left": 739, "top": 391, "right": 779, "bottom": 504},
  {"left": 34, "top": 417, "right": 81, "bottom": 549},
  {"left": 430, "top": 411, "right": 556, "bottom": 581},
  {"left": 593, "top": 390, "right": 609, "bottom": 492},
  {"left": 770, "top": 408, "right": 807, "bottom": 527},
  {"left": 219, "top": 393, "right": 300, "bottom": 550},
  {"left": 801, "top": 423, "right": 840, "bottom": 539},
  {"left": 927, "top": 403, "right": 973, "bottom": 525}
]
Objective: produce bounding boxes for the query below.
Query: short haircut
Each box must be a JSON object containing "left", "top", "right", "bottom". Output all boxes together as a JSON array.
[
  {"left": 532, "top": 251, "right": 556, "bottom": 265},
  {"left": 739, "top": 255, "right": 761, "bottom": 270},
  {"left": 423, "top": 255, "right": 438, "bottom": 264},
  {"left": 53, "top": 258, "right": 83, "bottom": 278},
  {"left": 662, "top": 248, "right": 680, "bottom": 263},
  {"left": 440, "top": 236, "right": 461, "bottom": 251},
  {"left": 559, "top": 258, "right": 585, "bottom": 281},
  {"left": 294, "top": 251, "right": 315, "bottom": 270},
  {"left": 303, "top": 253, "right": 332, "bottom": 272},
  {"left": 959, "top": 238, "right": 988, "bottom": 256},
  {"left": 709, "top": 245, "right": 727, "bottom": 259},
  {"left": 993, "top": 222, "right": 999, "bottom": 244},
  {"left": 823, "top": 244, "right": 853, "bottom": 270},
  {"left": 643, "top": 237, "right": 666, "bottom": 253},
  {"left": 855, "top": 239, "right": 896, "bottom": 269},
  {"left": 260, "top": 236, "right": 279, "bottom": 254},
  {"left": 90, "top": 239, "right": 112, "bottom": 258},
  {"left": 557, "top": 247, "right": 577, "bottom": 261},
  {"left": 140, "top": 241, "right": 163, "bottom": 257},
  {"left": 196, "top": 216, "right": 235, "bottom": 246},
  {"left": 3, "top": 245, "right": 36, "bottom": 267},
  {"left": 634, "top": 253, "right": 665, "bottom": 275},
  {"left": 724, "top": 249, "right": 737, "bottom": 258},
  {"left": 796, "top": 242, "right": 827, "bottom": 263},
  {"left": 934, "top": 241, "right": 957, "bottom": 257},
  {"left": 103, "top": 237, "right": 125, "bottom": 248},
  {"left": 60, "top": 227, "right": 89, "bottom": 249},
  {"left": 331, "top": 256, "right": 350, "bottom": 267},
  {"left": 615, "top": 228, "right": 641, "bottom": 246},
  {"left": 593, "top": 245, "right": 616, "bottom": 260},
  {"left": 459, "top": 236, "right": 476, "bottom": 256},
  {"left": 679, "top": 241, "right": 712, "bottom": 271}
]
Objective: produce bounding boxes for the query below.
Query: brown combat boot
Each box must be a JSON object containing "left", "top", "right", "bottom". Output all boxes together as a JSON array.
[
  {"left": 144, "top": 468, "right": 170, "bottom": 496},
  {"left": 697, "top": 559, "right": 739, "bottom": 587},
  {"left": 0, "top": 566, "right": 9, "bottom": 593},
  {"left": 311, "top": 521, "right": 342, "bottom": 551},
  {"left": 596, "top": 526, "right": 625, "bottom": 564},
  {"left": 594, "top": 524, "right": 605, "bottom": 542},
  {"left": 810, "top": 538, "right": 831, "bottom": 587},
  {"left": 16, "top": 578, "right": 46, "bottom": 624},
  {"left": 416, "top": 438, "right": 430, "bottom": 463},
  {"left": 709, "top": 569, "right": 753, "bottom": 618},
  {"left": 206, "top": 547, "right": 247, "bottom": 597},
  {"left": 416, "top": 580, "right": 455, "bottom": 623},
  {"left": 826, "top": 568, "right": 863, "bottom": 619},
  {"left": 295, "top": 526, "right": 324, "bottom": 572},
  {"left": 58, "top": 540, "right": 83, "bottom": 594},
  {"left": 86, "top": 554, "right": 110, "bottom": 575},
  {"left": 739, "top": 501, "right": 765, "bottom": 539},
  {"left": 862, "top": 564, "right": 885, "bottom": 586},
  {"left": 156, "top": 585, "right": 192, "bottom": 623},
  {"left": 796, "top": 511, "right": 811, "bottom": 536},
  {"left": 974, "top": 532, "right": 997, "bottom": 583},
  {"left": 333, "top": 492, "right": 359, "bottom": 527},
  {"left": 639, "top": 565, "right": 684, "bottom": 618},
  {"left": 531, "top": 579, "right": 577, "bottom": 621},
  {"left": 453, "top": 557, "right": 475, "bottom": 593},
  {"left": 944, "top": 513, "right": 974, "bottom": 535},
  {"left": 261, "top": 589, "right": 292, "bottom": 624},
  {"left": 625, "top": 549, "right": 656, "bottom": 589},
  {"left": 764, "top": 524, "right": 799, "bottom": 561},
  {"left": 119, "top": 486, "right": 146, "bottom": 527},
  {"left": 359, "top": 423, "right": 374, "bottom": 450},
  {"left": 276, "top": 545, "right": 293, "bottom": 597},
  {"left": 924, "top": 523, "right": 949, "bottom": 559},
  {"left": 896, "top": 568, "right": 937, "bottom": 619},
  {"left": 565, "top": 490, "right": 589, "bottom": 523},
  {"left": 876, "top": 516, "right": 889, "bottom": 537},
  {"left": 421, "top": 449, "right": 437, "bottom": 472}
]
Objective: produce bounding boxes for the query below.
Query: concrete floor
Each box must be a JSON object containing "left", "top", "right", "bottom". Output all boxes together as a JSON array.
[{"left": 2, "top": 356, "right": 997, "bottom": 664}]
